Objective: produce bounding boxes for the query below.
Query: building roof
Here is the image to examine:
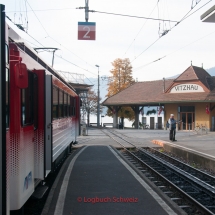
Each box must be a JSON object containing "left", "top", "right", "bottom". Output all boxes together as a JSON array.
[
  {"left": 102, "top": 66, "right": 215, "bottom": 106},
  {"left": 69, "top": 83, "right": 93, "bottom": 94},
  {"left": 175, "top": 66, "right": 211, "bottom": 89}
]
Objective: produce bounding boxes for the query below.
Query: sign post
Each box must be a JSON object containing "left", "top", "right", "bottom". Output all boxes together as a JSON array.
[{"left": 78, "top": 22, "right": 96, "bottom": 40}]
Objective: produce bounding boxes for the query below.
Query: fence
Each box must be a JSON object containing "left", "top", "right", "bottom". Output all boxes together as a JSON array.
[{"left": 178, "top": 122, "right": 208, "bottom": 135}]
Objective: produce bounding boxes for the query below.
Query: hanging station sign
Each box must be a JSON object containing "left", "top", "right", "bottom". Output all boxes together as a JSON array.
[
  {"left": 170, "top": 84, "right": 205, "bottom": 93},
  {"left": 78, "top": 22, "right": 96, "bottom": 40}
]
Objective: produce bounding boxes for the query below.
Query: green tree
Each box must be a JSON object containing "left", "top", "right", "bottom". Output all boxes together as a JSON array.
[{"left": 106, "top": 58, "right": 135, "bottom": 121}]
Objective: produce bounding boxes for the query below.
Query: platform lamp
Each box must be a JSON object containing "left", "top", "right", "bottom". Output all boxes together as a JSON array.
[{"left": 95, "top": 65, "right": 100, "bottom": 127}]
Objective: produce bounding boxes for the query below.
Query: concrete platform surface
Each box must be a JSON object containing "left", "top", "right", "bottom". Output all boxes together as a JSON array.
[
  {"left": 76, "top": 128, "right": 215, "bottom": 158},
  {"left": 43, "top": 146, "right": 178, "bottom": 215}
]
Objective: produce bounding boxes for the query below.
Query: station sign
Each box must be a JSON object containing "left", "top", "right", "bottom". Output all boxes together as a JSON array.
[
  {"left": 170, "top": 84, "right": 205, "bottom": 93},
  {"left": 78, "top": 22, "right": 96, "bottom": 40}
]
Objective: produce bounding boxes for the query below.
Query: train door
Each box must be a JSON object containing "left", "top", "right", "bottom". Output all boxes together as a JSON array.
[
  {"left": 33, "top": 70, "right": 52, "bottom": 178},
  {"left": 45, "top": 75, "right": 52, "bottom": 176},
  {"left": 33, "top": 69, "right": 45, "bottom": 179}
]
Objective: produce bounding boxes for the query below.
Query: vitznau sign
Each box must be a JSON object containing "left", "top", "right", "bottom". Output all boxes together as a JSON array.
[{"left": 170, "top": 84, "right": 204, "bottom": 93}]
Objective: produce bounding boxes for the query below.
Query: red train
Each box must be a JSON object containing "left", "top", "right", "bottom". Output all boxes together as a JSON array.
[{"left": 5, "top": 23, "right": 80, "bottom": 213}]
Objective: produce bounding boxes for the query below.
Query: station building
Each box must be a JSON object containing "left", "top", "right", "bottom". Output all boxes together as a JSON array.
[{"left": 102, "top": 65, "right": 215, "bottom": 131}]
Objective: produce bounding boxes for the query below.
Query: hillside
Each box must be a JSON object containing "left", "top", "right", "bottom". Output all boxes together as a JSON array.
[{"left": 207, "top": 67, "right": 215, "bottom": 76}]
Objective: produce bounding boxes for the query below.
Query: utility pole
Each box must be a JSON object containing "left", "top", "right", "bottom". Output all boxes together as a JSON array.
[
  {"left": 95, "top": 65, "right": 100, "bottom": 127},
  {"left": 85, "top": 0, "right": 89, "bottom": 22}
]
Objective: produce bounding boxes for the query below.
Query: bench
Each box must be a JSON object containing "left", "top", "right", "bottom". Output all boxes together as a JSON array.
[
  {"left": 89, "top": 123, "right": 97, "bottom": 127},
  {"left": 103, "top": 123, "right": 113, "bottom": 127}
]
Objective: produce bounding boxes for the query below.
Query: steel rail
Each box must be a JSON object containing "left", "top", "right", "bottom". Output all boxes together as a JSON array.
[
  {"left": 148, "top": 147, "right": 215, "bottom": 187},
  {"left": 125, "top": 149, "right": 214, "bottom": 215},
  {"left": 137, "top": 148, "right": 215, "bottom": 196},
  {"left": 102, "top": 129, "right": 214, "bottom": 215}
]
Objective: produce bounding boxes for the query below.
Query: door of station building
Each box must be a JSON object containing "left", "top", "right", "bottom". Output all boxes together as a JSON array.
[
  {"left": 150, "top": 117, "right": 154, "bottom": 129},
  {"left": 158, "top": 117, "right": 162, "bottom": 129},
  {"left": 180, "top": 113, "right": 194, "bottom": 130},
  {"left": 212, "top": 116, "right": 215, "bottom": 131},
  {"left": 179, "top": 106, "right": 195, "bottom": 130}
]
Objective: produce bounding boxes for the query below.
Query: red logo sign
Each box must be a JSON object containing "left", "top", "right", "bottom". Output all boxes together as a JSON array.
[{"left": 78, "top": 22, "right": 96, "bottom": 40}]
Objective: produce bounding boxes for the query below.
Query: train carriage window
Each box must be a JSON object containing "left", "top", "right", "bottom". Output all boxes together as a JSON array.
[
  {"left": 6, "top": 68, "right": 9, "bottom": 128},
  {"left": 64, "top": 93, "right": 68, "bottom": 117},
  {"left": 73, "top": 97, "right": 76, "bottom": 116},
  {"left": 21, "top": 71, "right": 34, "bottom": 126},
  {"left": 33, "top": 74, "right": 38, "bottom": 129},
  {"left": 5, "top": 43, "right": 8, "bottom": 64},
  {"left": 68, "top": 96, "right": 71, "bottom": 116},
  {"left": 53, "top": 86, "right": 58, "bottom": 119},
  {"left": 69, "top": 96, "right": 73, "bottom": 116},
  {"left": 69, "top": 96, "right": 76, "bottom": 117},
  {"left": 59, "top": 90, "right": 64, "bottom": 118},
  {"left": 67, "top": 95, "right": 70, "bottom": 116},
  {"left": 6, "top": 44, "right": 9, "bottom": 128}
]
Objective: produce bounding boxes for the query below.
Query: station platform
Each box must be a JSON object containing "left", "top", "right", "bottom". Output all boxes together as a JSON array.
[
  {"left": 42, "top": 145, "right": 180, "bottom": 215},
  {"left": 74, "top": 128, "right": 215, "bottom": 172},
  {"left": 42, "top": 128, "right": 215, "bottom": 215}
]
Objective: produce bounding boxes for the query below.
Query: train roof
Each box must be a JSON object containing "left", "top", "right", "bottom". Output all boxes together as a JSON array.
[{"left": 7, "top": 21, "right": 76, "bottom": 92}]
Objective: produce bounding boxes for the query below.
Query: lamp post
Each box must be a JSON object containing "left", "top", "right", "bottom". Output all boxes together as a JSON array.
[{"left": 95, "top": 65, "right": 100, "bottom": 127}]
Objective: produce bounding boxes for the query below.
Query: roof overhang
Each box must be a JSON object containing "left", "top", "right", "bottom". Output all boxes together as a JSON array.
[
  {"left": 201, "top": 5, "right": 215, "bottom": 22},
  {"left": 103, "top": 100, "right": 214, "bottom": 107}
]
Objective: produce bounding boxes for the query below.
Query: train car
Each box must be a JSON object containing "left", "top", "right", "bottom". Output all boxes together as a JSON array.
[{"left": 6, "top": 23, "right": 80, "bottom": 213}]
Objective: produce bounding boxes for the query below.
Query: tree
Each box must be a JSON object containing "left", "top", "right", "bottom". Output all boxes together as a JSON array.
[
  {"left": 83, "top": 87, "right": 103, "bottom": 126},
  {"left": 106, "top": 58, "right": 135, "bottom": 121},
  {"left": 106, "top": 58, "right": 134, "bottom": 97}
]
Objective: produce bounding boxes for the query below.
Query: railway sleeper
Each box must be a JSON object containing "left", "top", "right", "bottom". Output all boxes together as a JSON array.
[
  {"left": 158, "top": 185, "right": 166, "bottom": 188},
  {"left": 171, "top": 197, "right": 182, "bottom": 201},
  {"left": 179, "top": 205, "right": 191, "bottom": 209},
  {"left": 163, "top": 191, "right": 173, "bottom": 195},
  {"left": 123, "top": 156, "right": 131, "bottom": 159},
  {"left": 136, "top": 167, "right": 145, "bottom": 170},
  {"left": 148, "top": 176, "right": 155, "bottom": 179},
  {"left": 154, "top": 182, "right": 165, "bottom": 187},
  {"left": 152, "top": 180, "right": 161, "bottom": 184}
]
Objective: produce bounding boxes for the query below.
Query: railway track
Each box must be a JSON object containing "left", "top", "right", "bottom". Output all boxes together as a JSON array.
[
  {"left": 102, "top": 129, "right": 215, "bottom": 215},
  {"left": 147, "top": 147, "right": 215, "bottom": 187}
]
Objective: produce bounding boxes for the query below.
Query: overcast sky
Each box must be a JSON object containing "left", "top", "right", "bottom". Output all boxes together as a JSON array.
[{"left": 3, "top": 0, "right": 215, "bottom": 89}]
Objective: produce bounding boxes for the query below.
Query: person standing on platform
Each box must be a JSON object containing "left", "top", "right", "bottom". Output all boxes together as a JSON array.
[
  {"left": 166, "top": 121, "right": 169, "bottom": 130},
  {"left": 168, "top": 114, "right": 177, "bottom": 141}
]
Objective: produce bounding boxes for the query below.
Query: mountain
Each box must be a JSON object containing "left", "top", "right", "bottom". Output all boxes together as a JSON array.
[
  {"left": 206, "top": 67, "right": 215, "bottom": 76},
  {"left": 84, "top": 77, "right": 108, "bottom": 101}
]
